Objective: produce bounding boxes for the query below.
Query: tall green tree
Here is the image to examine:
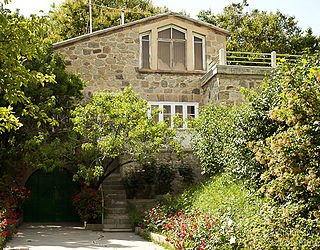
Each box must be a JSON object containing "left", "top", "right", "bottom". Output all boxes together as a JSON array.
[
  {"left": 48, "top": 0, "right": 166, "bottom": 42},
  {"left": 0, "top": 42, "right": 86, "bottom": 179},
  {"left": 0, "top": 3, "right": 55, "bottom": 134},
  {"left": 72, "top": 87, "right": 182, "bottom": 187},
  {"left": 197, "top": 1, "right": 319, "bottom": 54}
]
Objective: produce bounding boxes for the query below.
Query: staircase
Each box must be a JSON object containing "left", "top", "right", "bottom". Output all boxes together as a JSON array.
[{"left": 102, "top": 170, "right": 131, "bottom": 231}]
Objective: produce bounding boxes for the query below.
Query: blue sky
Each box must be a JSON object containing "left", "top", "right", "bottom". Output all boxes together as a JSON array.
[{"left": 5, "top": 0, "right": 320, "bottom": 36}]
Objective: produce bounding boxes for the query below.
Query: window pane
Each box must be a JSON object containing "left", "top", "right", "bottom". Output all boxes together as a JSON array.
[
  {"left": 164, "top": 105, "right": 171, "bottom": 126},
  {"left": 142, "top": 40, "right": 150, "bottom": 69},
  {"left": 187, "top": 105, "right": 195, "bottom": 119},
  {"left": 142, "top": 35, "right": 149, "bottom": 40},
  {"left": 173, "top": 41, "right": 185, "bottom": 70},
  {"left": 158, "top": 41, "right": 171, "bottom": 70},
  {"left": 194, "top": 42, "right": 203, "bottom": 70},
  {"left": 175, "top": 105, "right": 183, "bottom": 128},
  {"left": 194, "top": 36, "right": 202, "bottom": 42},
  {"left": 158, "top": 28, "right": 171, "bottom": 39},
  {"left": 175, "top": 105, "right": 183, "bottom": 114},
  {"left": 172, "top": 28, "right": 185, "bottom": 39}
]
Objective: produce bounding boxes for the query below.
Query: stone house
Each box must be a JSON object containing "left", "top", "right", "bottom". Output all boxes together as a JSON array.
[{"left": 23, "top": 12, "right": 271, "bottom": 229}]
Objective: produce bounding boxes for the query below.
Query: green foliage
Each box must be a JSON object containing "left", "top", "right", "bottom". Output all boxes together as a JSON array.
[
  {"left": 72, "top": 87, "right": 181, "bottom": 185},
  {"left": 122, "top": 160, "right": 176, "bottom": 198},
  {"left": 197, "top": 2, "right": 319, "bottom": 54},
  {"left": 246, "top": 53, "right": 320, "bottom": 248},
  {"left": 0, "top": 5, "right": 56, "bottom": 134},
  {"left": 72, "top": 185, "right": 109, "bottom": 223},
  {"left": 141, "top": 175, "right": 262, "bottom": 249},
  {"left": 0, "top": 184, "right": 30, "bottom": 248},
  {"left": 190, "top": 103, "right": 266, "bottom": 187},
  {"left": 48, "top": 0, "right": 166, "bottom": 42},
  {"left": 0, "top": 43, "right": 85, "bottom": 178},
  {"left": 127, "top": 203, "right": 144, "bottom": 230}
]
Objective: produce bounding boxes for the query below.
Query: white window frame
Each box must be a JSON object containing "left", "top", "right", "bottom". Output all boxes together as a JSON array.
[
  {"left": 148, "top": 101, "right": 199, "bottom": 129},
  {"left": 139, "top": 32, "right": 151, "bottom": 69},
  {"left": 157, "top": 25, "right": 187, "bottom": 70},
  {"left": 192, "top": 33, "right": 206, "bottom": 71}
]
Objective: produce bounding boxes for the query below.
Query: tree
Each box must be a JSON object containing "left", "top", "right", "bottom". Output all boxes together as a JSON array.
[
  {"left": 197, "top": 1, "right": 320, "bottom": 54},
  {"left": 0, "top": 3, "right": 55, "bottom": 134},
  {"left": 47, "top": 0, "right": 166, "bottom": 42},
  {"left": 0, "top": 43, "right": 86, "bottom": 178},
  {"left": 72, "top": 87, "right": 181, "bottom": 187}
]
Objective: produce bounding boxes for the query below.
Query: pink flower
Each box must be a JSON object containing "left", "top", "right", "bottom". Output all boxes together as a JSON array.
[
  {"left": 176, "top": 160, "right": 181, "bottom": 164},
  {"left": 137, "top": 170, "right": 140, "bottom": 172},
  {"left": 142, "top": 170, "right": 145, "bottom": 172}
]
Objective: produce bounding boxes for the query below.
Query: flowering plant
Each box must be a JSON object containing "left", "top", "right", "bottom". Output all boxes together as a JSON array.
[
  {"left": 0, "top": 184, "right": 30, "bottom": 248},
  {"left": 72, "top": 186, "right": 109, "bottom": 224},
  {"left": 142, "top": 206, "right": 243, "bottom": 249}
]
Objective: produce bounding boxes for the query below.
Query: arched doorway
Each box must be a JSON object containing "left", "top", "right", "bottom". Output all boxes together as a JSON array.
[{"left": 24, "top": 168, "right": 80, "bottom": 222}]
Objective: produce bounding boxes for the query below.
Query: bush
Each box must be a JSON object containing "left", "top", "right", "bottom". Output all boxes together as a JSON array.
[
  {"left": 72, "top": 186, "right": 109, "bottom": 223},
  {"left": 122, "top": 159, "right": 193, "bottom": 198},
  {"left": 140, "top": 175, "right": 262, "bottom": 249},
  {"left": 190, "top": 103, "right": 267, "bottom": 187},
  {"left": 0, "top": 184, "right": 30, "bottom": 248},
  {"left": 246, "top": 53, "right": 320, "bottom": 248}
]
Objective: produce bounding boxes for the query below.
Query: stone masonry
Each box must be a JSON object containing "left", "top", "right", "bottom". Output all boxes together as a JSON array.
[
  {"left": 201, "top": 65, "right": 273, "bottom": 105},
  {"left": 53, "top": 13, "right": 228, "bottom": 103}
]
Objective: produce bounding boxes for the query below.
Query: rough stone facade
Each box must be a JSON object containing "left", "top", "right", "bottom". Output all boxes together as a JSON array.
[
  {"left": 201, "top": 65, "right": 272, "bottom": 105},
  {"left": 53, "top": 13, "right": 228, "bottom": 103}
]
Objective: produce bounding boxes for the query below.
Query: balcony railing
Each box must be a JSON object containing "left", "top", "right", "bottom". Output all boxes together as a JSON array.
[{"left": 208, "top": 49, "right": 300, "bottom": 70}]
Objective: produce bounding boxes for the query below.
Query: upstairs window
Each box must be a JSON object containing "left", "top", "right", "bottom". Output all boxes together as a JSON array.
[
  {"left": 193, "top": 34, "right": 205, "bottom": 70},
  {"left": 157, "top": 26, "right": 186, "bottom": 70},
  {"left": 140, "top": 33, "right": 151, "bottom": 69},
  {"left": 148, "top": 102, "right": 198, "bottom": 128}
]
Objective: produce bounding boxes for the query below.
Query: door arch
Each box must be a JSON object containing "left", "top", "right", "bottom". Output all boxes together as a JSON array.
[{"left": 24, "top": 168, "right": 80, "bottom": 222}]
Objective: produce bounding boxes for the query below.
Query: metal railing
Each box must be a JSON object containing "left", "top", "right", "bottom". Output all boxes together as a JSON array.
[{"left": 208, "top": 49, "right": 300, "bottom": 70}]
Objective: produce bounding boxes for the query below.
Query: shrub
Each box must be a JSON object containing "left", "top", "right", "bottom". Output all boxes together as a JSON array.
[
  {"left": 246, "top": 53, "right": 320, "bottom": 248},
  {"left": 72, "top": 186, "right": 109, "bottom": 223},
  {"left": 140, "top": 175, "right": 262, "bottom": 249},
  {"left": 190, "top": 103, "right": 267, "bottom": 187},
  {"left": 123, "top": 159, "right": 188, "bottom": 198},
  {"left": 0, "top": 184, "right": 30, "bottom": 248}
]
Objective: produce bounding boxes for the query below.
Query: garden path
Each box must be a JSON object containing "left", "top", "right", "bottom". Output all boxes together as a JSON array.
[{"left": 6, "top": 223, "right": 164, "bottom": 250}]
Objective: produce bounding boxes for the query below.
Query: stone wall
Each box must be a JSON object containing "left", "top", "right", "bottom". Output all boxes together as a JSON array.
[
  {"left": 53, "top": 15, "right": 226, "bottom": 103},
  {"left": 201, "top": 65, "right": 272, "bottom": 105}
]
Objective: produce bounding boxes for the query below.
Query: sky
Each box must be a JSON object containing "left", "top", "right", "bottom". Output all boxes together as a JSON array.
[{"left": 5, "top": 0, "right": 320, "bottom": 36}]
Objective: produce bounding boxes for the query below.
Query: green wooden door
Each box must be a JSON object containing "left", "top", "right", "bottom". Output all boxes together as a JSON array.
[{"left": 24, "top": 168, "right": 80, "bottom": 222}]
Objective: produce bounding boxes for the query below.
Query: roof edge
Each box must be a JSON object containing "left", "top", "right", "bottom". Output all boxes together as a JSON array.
[{"left": 53, "top": 12, "right": 229, "bottom": 49}]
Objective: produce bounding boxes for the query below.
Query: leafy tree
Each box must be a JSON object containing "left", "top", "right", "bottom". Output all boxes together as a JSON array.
[
  {"left": 247, "top": 53, "right": 320, "bottom": 247},
  {"left": 0, "top": 35, "right": 85, "bottom": 180},
  {"left": 72, "top": 87, "right": 181, "bottom": 187},
  {"left": 197, "top": 1, "right": 319, "bottom": 54},
  {"left": 48, "top": 0, "right": 166, "bottom": 42},
  {"left": 0, "top": 3, "right": 55, "bottom": 134}
]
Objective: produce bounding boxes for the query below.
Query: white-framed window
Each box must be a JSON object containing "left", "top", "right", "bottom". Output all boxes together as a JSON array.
[
  {"left": 157, "top": 26, "right": 186, "bottom": 70},
  {"left": 148, "top": 101, "right": 199, "bottom": 128},
  {"left": 193, "top": 33, "right": 205, "bottom": 70},
  {"left": 139, "top": 32, "right": 151, "bottom": 69}
]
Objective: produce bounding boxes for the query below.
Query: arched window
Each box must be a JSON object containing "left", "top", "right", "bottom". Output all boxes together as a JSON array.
[{"left": 157, "top": 26, "right": 186, "bottom": 70}]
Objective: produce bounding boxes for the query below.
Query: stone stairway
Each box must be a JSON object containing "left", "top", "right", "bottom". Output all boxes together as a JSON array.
[{"left": 102, "top": 170, "right": 132, "bottom": 232}]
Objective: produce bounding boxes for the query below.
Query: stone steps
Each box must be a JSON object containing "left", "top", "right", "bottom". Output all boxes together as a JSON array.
[{"left": 103, "top": 170, "right": 131, "bottom": 231}]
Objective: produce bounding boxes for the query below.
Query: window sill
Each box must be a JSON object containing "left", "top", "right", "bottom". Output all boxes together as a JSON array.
[{"left": 138, "top": 68, "right": 206, "bottom": 75}]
